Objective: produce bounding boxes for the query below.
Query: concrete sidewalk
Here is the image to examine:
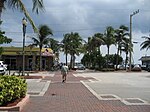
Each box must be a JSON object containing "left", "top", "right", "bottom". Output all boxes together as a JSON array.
[{"left": 21, "top": 71, "right": 150, "bottom": 112}]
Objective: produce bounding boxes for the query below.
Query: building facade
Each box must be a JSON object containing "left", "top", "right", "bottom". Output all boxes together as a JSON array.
[{"left": 1, "top": 47, "right": 54, "bottom": 71}]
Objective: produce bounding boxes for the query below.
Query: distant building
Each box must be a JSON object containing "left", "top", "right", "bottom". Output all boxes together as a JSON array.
[
  {"left": 140, "top": 56, "right": 150, "bottom": 66},
  {"left": 1, "top": 47, "right": 55, "bottom": 70}
]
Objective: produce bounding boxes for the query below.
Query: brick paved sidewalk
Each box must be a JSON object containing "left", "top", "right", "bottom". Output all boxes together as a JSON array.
[{"left": 21, "top": 71, "right": 150, "bottom": 112}]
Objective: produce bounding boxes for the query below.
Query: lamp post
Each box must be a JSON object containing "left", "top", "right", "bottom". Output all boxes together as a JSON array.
[
  {"left": 22, "top": 18, "right": 27, "bottom": 75},
  {"left": 129, "top": 10, "right": 139, "bottom": 71}
]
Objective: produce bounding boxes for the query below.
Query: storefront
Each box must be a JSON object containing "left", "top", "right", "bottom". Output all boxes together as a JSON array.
[{"left": 1, "top": 47, "right": 54, "bottom": 71}]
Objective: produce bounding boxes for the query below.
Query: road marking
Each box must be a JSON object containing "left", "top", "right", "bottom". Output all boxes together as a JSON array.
[
  {"left": 81, "top": 81, "right": 102, "bottom": 100},
  {"left": 28, "top": 81, "right": 51, "bottom": 96},
  {"left": 122, "top": 98, "right": 150, "bottom": 105},
  {"left": 39, "top": 81, "right": 51, "bottom": 96}
]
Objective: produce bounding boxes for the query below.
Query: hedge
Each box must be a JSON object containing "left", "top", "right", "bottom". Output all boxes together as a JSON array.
[{"left": 0, "top": 76, "right": 27, "bottom": 106}]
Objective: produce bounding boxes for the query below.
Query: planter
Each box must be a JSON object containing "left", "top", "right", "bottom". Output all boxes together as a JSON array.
[{"left": 0, "top": 95, "right": 29, "bottom": 112}]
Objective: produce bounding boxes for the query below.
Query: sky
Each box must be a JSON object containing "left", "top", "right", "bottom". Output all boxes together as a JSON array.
[{"left": 1, "top": 0, "right": 150, "bottom": 64}]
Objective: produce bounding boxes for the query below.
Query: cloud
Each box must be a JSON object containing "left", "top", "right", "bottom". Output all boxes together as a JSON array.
[{"left": 1, "top": 0, "right": 150, "bottom": 63}]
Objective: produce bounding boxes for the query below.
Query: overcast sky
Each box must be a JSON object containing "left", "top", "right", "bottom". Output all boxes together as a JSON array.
[{"left": 1, "top": 0, "right": 150, "bottom": 64}]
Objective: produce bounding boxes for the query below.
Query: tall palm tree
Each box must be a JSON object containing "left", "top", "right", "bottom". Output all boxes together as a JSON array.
[
  {"left": 93, "top": 33, "right": 104, "bottom": 54},
  {"left": 115, "top": 25, "right": 129, "bottom": 70},
  {"left": 47, "top": 38, "right": 59, "bottom": 53},
  {"left": 103, "top": 26, "right": 115, "bottom": 68},
  {"left": 140, "top": 35, "right": 150, "bottom": 51},
  {"left": 30, "top": 25, "right": 53, "bottom": 70},
  {"left": 62, "top": 33, "right": 71, "bottom": 65},
  {"left": 86, "top": 37, "right": 94, "bottom": 53},
  {"left": 121, "top": 38, "right": 130, "bottom": 69},
  {"left": 0, "top": 21, "right": 12, "bottom": 55},
  {"left": 83, "top": 34, "right": 103, "bottom": 69},
  {"left": 69, "top": 32, "right": 83, "bottom": 69},
  {"left": 46, "top": 38, "right": 60, "bottom": 62},
  {"left": 0, "top": 0, "right": 44, "bottom": 32},
  {"left": 86, "top": 33, "right": 104, "bottom": 54},
  {"left": 62, "top": 32, "right": 83, "bottom": 69}
]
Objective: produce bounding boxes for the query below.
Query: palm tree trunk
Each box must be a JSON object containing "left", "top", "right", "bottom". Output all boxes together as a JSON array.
[
  {"left": 125, "top": 52, "right": 128, "bottom": 70},
  {"left": 65, "top": 53, "right": 68, "bottom": 66},
  {"left": 98, "top": 46, "right": 101, "bottom": 54},
  {"left": 0, "top": 4, "right": 2, "bottom": 20},
  {"left": 73, "top": 54, "right": 75, "bottom": 68},
  {"left": 116, "top": 45, "right": 120, "bottom": 70},
  {"left": 39, "top": 48, "right": 42, "bottom": 71},
  {"left": 0, "top": 0, "right": 5, "bottom": 20},
  {"left": 70, "top": 55, "right": 73, "bottom": 69},
  {"left": 18, "top": 0, "right": 38, "bottom": 33},
  {"left": 106, "top": 45, "right": 110, "bottom": 69}
]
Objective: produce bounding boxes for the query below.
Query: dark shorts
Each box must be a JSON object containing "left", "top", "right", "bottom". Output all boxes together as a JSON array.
[{"left": 62, "top": 72, "right": 67, "bottom": 76}]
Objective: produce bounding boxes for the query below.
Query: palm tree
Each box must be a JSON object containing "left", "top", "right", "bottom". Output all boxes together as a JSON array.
[
  {"left": 115, "top": 25, "right": 129, "bottom": 70},
  {"left": 0, "top": 0, "right": 44, "bottom": 32},
  {"left": 140, "top": 35, "right": 150, "bottom": 51},
  {"left": 0, "top": 0, "right": 6, "bottom": 19},
  {"left": 62, "top": 33, "right": 71, "bottom": 65},
  {"left": 103, "top": 26, "right": 115, "bottom": 68},
  {"left": 86, "top": 37, "right": 94, "bottom": 53},
  {"left": 30, "top": 25, "right": 53, "bottom": 70},
  {"left": 93, "top": 33, "right": 104, "bottom": 54},
  {"left": 121, "top": 38, "right": 130, "bottom": 69},
  {"left": 86, "top": 33, "right": 104, "bottom": 54},
  {"left": 47, "top": 38, "right": 59, "bottom": 53},
  {"left": 81, "top": 37, "right": 92, "bottom": 68},
  {"left": 83, "top": 34, "right": 104, "bottom": 69},
  {"left": 62, "top": 32, "right": 83, "bottom": 69},
  {"left": 0, "top": 21, "right": 12, "bottom": 55},
  {"left": 70, "top": 32, "right": 83, "bottom": 69}
]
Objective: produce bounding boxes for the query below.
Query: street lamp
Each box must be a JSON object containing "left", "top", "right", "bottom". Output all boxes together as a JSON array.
[
  {"left": 22, "top": 17, "right": 27, "bottom": 75},
  {"left": 129, "top": 10, "right": 139, "bottom": 71}
]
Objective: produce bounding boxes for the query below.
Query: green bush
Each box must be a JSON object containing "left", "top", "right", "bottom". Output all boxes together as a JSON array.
[
  {"left": 0, "top": 76, "right": 27, "bottom": 106},
  {"left": 101, "top": 68, "right": 115, "bottom": 72}
]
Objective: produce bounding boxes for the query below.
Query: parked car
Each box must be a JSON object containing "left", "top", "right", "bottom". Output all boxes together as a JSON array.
[
  {"left": 73, "top": 65, "right": 78, "bottom": 70},
  {"left": 77, "top": 64, "right": 86, "bottom": 70},
  {"left": 147, "top": 65, "right": 150, "bottom": 72},
  {"left": 114, "top": 64, "right": 128, "bottom": 70},
  {"left": 141, "top": 64, "right": 147, "bottom": 70},
  {"left": 0, "top": 61, "right": 7, "bottom": 75},
  {"left": 118, "top": 65, "right": 125, "bottom": 70},
  {"left": 73, "top": 64, "right": 86, "bottom": 70},
  {"left": 131, "top": 64, "right": 141, "bottom": 71}
]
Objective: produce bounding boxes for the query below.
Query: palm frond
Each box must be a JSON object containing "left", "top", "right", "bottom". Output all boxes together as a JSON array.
[
  {"left": 32, "top": 0, "right": 44, "bottom": 14},
  {"left": 7, "top": 0, "right": 39, "bottom": 33},
  {"left": 140, "top": 36, "right": 150, "bottom": 51},
  {"left": 31, "top": 37, "right": 40, "bottom": 45}
]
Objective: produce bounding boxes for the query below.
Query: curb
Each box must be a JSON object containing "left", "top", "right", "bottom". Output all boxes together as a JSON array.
[{"left": 0, "top": 95, "right": 29, "bottom": 112}]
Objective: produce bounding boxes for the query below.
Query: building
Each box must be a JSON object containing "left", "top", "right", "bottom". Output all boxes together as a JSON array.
[
  {"left": 140, "top": 56, "right": 150, "bottom": 66},
  {"left": 1, "top": 47, "right": 55, "bottom": 71}
]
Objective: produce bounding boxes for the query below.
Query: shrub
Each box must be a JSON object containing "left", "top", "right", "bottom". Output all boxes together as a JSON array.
[
  {"left": 0, "top": 76, "right": 27, "bottom": 106},
  {"left": 101, "top": 68, "right": 115, "bottom": 72}
]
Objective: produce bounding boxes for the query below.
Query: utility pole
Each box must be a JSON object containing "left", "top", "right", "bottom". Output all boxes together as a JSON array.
[{"left": 129, "top": 10, "right": 139, "bottom": 71}]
